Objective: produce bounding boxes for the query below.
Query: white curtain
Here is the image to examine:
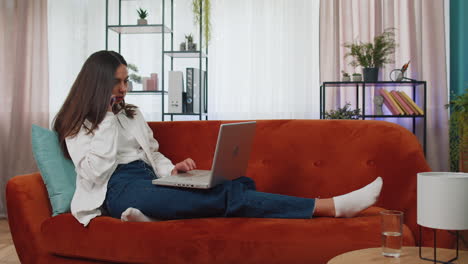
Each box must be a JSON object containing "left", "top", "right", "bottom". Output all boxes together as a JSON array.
[
  {"left": 209, "top": 0, "right": 321, "bottom": 120},
  {"left": 48, "top": 0, "right": 321, "bottom": 123},
  {"left": 48, "top": 0, "right": 106, "bottom": 125},
  {"left": 48, "top": 0, "right": 208, "bottom": 122},
  {"left": 0, "top": 0, "right": 49, "bottom": 217}
]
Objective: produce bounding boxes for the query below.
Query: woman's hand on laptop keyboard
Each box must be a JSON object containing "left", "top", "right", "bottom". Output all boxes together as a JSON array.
[{"left": 171, "top": 158, "right": 197, "bottom": 175}]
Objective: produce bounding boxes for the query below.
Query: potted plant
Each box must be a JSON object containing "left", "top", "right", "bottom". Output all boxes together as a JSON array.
[
  {"left": 127, "top": 63, "right": 142, "bottom": 91},
  {"left": 185, "top": 34, "right": 196, "bottom": 51},
  {"left": 352, "top": 73, "right": 362, "bottom": 82},
  {"left": 445, "top": 89, "right": 468, "bottom": 172},
  {"left": 137, "top": 8, "right": 148, "bottom": 25},
  {"left": 341, "top": 71, "right": 350, "bottom": 82},
  {"left": 324, "top": 103, "right": 361, "bottom": 119},
  {"left": 344, "top": 28, "right": 397, "bottom": 82},
  {"left": 179, "top": 42, "right": 186, "bottom": 51},
  {"left": 192, "top": 0, "right": 211, "bottom": 47}
]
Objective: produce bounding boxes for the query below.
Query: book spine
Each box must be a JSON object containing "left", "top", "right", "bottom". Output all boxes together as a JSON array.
[
  {"left": 399, "top": 91, "right": 424, "bottom": 115},
  {"left": 386, "top": 90, "right": 405, "bottom": 115},
  {"left": 397, "top": 91, "right": 419, "bottom": 115},
  {"left": 391, "top": 90, "right": 414, "bottom": 115},
  {"left": 382, "top": 89, "right": 404, "bottom": 115},
  {"left": 379, "top": 89, "right": 399, "bottom": 115}
]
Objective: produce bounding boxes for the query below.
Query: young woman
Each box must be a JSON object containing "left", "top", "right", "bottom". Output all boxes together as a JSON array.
[{"left": 54, "top": 50, "right": 383, "bottom": 226}]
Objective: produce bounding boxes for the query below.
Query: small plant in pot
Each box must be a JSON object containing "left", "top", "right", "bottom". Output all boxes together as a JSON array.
[
  {"left": 352, "top": 73, "right": 362, "bottom": 82},
  {"left": 137, "top": 8, "right": 148, "bottom": 25},
  {"left": 344, "top": 28, "right": 397, "bottom": 82},
  {"left": 324, "top": 103, "right": 361, "bottom": 120},
  {"left": 445, "top": 89, "right": 468, "bottom": 246},
  {"left": 185, "top": 34, "right": 197, "bottom": 51},
  {"left": 127, "top": 63, "right": 142, "bottom": 91},
  {"left": 179, "top": 42, "right": 186, "bottom": 51},
  {"left": 341, "top": 71, "right": 350, "bottom": 82}
]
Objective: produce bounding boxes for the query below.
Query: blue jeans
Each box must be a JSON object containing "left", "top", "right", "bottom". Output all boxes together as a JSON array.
[{"left": 104, "top": 160, "right": 315, "bottom": 220}]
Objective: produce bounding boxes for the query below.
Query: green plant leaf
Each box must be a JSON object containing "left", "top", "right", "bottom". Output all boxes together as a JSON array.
[
  {"left": 192, "top": 0, "right": 211, "bottom": 47},
  {"left": 127, "top": 63, "right": 141, "bottom": 84},
  {"left": 446, "top": 89, "right": 468, "bottom": 171},
  {"left": 137, "top": 8, "right": 148, "bottom": 19},
  {"left": 343, "top": 28, "right": 396, "bottom": 69},
  {"left": 324, "top": 103, "right": 361, "bottom": 120},
  {"left": 127, "top": 63, "right": 138, "bottom": 72}
]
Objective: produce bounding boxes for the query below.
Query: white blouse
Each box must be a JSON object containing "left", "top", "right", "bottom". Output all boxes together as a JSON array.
[
  {"left": 116, "top": 118, "right": 149, "bottom": 165},
  {"left": 66, "top": 108, "right": 175, "bottom": 226}
]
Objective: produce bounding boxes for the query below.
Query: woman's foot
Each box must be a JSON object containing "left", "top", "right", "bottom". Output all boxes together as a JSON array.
[
  {"left": 121, "top": 207, "right": 158, "bottom": 222},
  {"left": 313, "top": 177, "right": 383, "bottom": 218},
  {"left": 333, "top": 177, "right": 383, "bottom": 217}
]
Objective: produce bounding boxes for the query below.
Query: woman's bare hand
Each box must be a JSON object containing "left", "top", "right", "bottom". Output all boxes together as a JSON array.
[{"left": 171, "top": 158, "right": 197, "bottom": 175}]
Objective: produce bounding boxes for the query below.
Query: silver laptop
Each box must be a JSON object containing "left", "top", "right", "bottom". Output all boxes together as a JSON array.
[{"left": 152, "top": 121, "right": 256, "bottom": 189}]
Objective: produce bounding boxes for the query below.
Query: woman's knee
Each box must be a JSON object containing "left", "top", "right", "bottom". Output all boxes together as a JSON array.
[{"left": 233, "top": 176, "right": 256, "bottom": 190}]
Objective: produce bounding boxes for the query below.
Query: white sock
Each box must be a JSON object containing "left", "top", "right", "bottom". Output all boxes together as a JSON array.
[
  {"left": 333, "top": 177, "right": 383, "bottom": 218},
  {"left": 121, "top": 207, "right": 158, "bottom": 222}
]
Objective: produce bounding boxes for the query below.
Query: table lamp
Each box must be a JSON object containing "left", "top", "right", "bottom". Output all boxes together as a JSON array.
[{"left": 417, "top": 172, "right": 468, "bottom": 263}]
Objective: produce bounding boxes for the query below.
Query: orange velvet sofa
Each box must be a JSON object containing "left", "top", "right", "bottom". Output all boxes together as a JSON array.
[{"left": 7, "top": 120, "right": 454, "bottom": 264}]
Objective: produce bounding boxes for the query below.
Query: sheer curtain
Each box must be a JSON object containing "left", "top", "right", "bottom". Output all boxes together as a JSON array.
[
  {"left": 48, "top": 0, "right": 106, "bottom": 124},
  {"left": 48, "top": 0, "right": 321, "bottom": 122},
  {"left": 0, "top": 0, "right": 49, "bottom": 217},
  {"left": 209, "top": 0, "right": 320, "bottom": 120},
  {"left": 320, "top": 0, "right": 449, "bottom": 171},
  {"left": 48, "top": 0, "right": 209, "bottom": 122}
]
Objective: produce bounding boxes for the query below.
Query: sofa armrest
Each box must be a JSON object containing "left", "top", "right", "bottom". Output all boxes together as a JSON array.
[{"left": 6, "top": 173, "right": 53, "bottom": 263}]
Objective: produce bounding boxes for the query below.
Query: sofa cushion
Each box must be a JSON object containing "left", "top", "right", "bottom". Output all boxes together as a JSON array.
[
  {"left": 41, "top": 206, "right": 415, "bottom": 264},
  {"left": 149, "top": 120, "right": 433, "bottom": 243},
  {"left": 31, "top": 125, "right": 76, "bottom": 216}
]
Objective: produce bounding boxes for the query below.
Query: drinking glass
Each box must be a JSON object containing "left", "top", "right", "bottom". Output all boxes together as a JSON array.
[{"left": 380, "top": 210, "right": 404, "bottom": 257}]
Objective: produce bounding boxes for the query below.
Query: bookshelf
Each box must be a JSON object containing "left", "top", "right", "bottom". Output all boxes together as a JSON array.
[
  {"left": 319, "top": 81, "right": 427, "bottom": 154},
  {"left": 105, "top": 0, "right": 208, "bottom": 121}
]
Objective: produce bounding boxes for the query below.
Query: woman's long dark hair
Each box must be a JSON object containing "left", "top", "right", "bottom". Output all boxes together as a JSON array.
[{"left": 53, "top": 50, "right": 136, "bottom": 159}]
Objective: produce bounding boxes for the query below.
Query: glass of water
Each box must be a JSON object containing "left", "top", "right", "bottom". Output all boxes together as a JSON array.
[{"left": 380, "top": 210, "right": 404, "bottom": 257}]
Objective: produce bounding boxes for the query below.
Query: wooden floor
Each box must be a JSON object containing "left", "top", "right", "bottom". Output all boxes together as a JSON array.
[{"left": 0, "top": 219, "right": 20, "bottom": 264}]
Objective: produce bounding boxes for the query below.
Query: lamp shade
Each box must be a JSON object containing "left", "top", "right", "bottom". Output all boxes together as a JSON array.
[{"left": 417, "top": 172, "right": 468, "bottom": 230}]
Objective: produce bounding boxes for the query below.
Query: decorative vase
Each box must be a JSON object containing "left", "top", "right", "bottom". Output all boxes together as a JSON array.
[
  {"left": 342, "top": 76, "right": 351, "bottom": 82},
  {"left": 180, "top": 42, "right": 186, "bottom": 51},
  {"left": 137, "top": 19, "right": 148, "bottom": 25},
  {"left": 363, "top": 67, "right": 379, "bottom": 82},
  {"left": 141, "top": 77, "right": 149, "bottom": 91}
]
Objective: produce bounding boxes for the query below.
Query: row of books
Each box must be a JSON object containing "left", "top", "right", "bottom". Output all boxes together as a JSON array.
[{"left": 379, "top": 89, "right": 424, "bottom": 116}]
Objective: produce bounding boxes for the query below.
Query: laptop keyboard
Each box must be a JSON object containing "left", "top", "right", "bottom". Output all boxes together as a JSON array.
[{"left": 173, "top": 170, "right": 211, "bottom": 182}]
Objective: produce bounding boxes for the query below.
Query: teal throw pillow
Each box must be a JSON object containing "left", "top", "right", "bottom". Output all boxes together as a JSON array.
[{"left": 31, "top": 125, "right": 76, "bottom": 216}]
